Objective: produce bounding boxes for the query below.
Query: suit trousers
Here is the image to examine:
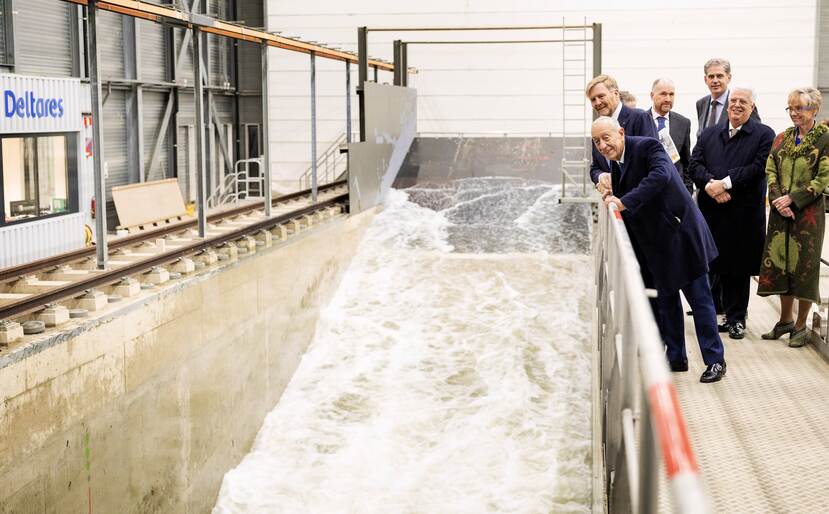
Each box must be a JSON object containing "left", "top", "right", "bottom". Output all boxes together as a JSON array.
[
  {"left": 657, "top": 273, "right": 726, "bottom": 367},
  {"left": 709, "top": 272, "right": 724, "bottom": 314},
  {"left": 720, "top": 273, "right": 751, "bottom": 325}
]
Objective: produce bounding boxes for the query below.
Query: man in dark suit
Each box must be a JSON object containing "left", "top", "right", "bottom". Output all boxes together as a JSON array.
[
  {"left": 689, "top": 86, "right": 774, "bottom": 340},
  {"left": 593, "top": 116, "right": 726, "bottom": 383},
  {"left": 695, "top": 58, "right": 760, "bottom": 137},
  {"left": 648, "top": 78, "right": 693, "bottom": 194},
  {"left": 586, "top": 74, "right": 658, "bottom": 188}
]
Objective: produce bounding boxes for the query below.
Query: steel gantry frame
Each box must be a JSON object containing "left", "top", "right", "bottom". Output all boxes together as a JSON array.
[
  {"left": 59, "top": 0, "right": 393, "bottom": 267},
  {"left": 356, "top": 23, "right": 601, "bottom": 203}
]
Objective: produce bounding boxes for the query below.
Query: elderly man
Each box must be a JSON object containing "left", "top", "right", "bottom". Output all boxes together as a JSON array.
[
  {"left": 689, "top": 87, "right": 774, "bottom": 339},
  {"left": 586, "top": 74, "right": 657, "bottom": 184},
  {"left": 593, "top": 116, "right": 726, "bottom": 383},
  {"left": 696, "top": 58, "right": 760, "bottom": 137},
  {"left": 648, "top": 78, "right": 693, "bottom": 194}
]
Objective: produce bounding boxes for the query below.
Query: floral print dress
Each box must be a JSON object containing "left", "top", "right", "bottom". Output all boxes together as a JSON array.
[{"left": 758, "top": 123, "right": 829, "bottom": 303}]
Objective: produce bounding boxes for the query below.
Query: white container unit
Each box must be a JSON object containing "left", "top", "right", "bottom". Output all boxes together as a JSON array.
[{"left": 0, "top": 74, "right": 88, "bottom": 269}]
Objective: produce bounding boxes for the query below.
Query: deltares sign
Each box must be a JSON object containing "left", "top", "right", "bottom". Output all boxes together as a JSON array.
[{"left": 4, "top": 90, "right": 65, "bottom": 119}]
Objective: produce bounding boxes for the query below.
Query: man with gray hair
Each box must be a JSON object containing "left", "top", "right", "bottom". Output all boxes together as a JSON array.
[
  {"left": 689, "top": 86, "right": 774, "bottom": 340},
  {"left": 696, "top": 58, "right": 760, "bottom": 137},
  {"left": 592, "top": 116, "right": 726, "bottom": 382},
  {"left": 648, "top": 78, "right": 693, "bottom": 194}
]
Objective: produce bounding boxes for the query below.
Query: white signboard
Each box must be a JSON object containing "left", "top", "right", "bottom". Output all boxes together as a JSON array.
[{"left": 0, "top": 74, "right": 84, "bottom": 134}]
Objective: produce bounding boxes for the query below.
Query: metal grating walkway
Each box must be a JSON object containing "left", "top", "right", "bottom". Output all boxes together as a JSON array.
[{"left": 659, "top": 279, "right": 829, "bottom": 513}]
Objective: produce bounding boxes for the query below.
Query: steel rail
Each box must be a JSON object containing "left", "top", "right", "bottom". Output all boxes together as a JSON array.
[
  {"left": 0, "top": 194, "right": 348, "bottom": 321},
  {"left": 368, "top": 25, "right": 593, "bottom": 32},
  {"left": 60, "top": 0, "right": 394, "bottom": 70},
  {"left": 0, "top": 181, "right": 347, "bottom": 283}
]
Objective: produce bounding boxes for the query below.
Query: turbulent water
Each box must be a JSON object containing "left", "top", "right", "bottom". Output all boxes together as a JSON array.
[{"left": 213, "top": 177, "right": 594, "bottom": 514}]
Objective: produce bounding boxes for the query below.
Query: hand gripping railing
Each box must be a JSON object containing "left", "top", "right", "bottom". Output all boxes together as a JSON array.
[{"left": 594, "top": 203, "right": 711, "bottom": 514}]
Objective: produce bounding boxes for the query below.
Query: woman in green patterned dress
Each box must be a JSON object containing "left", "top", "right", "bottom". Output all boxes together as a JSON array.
[{"left": 758, "top": 87, "right": 829, "bottom": 347}]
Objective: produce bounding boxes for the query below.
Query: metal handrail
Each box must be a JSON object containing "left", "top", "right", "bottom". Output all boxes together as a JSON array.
[
  {"left": 298, "top": 132, "right": 354, "bottom": 190},
  {"left": 207, "top": 158, "right": 265, "bottom": 208},
  {"left": 595, "top": 203, "right": 710, "bottom": 514}
]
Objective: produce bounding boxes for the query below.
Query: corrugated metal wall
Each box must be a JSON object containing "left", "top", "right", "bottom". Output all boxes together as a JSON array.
[
  {"left": 0, "top": 213, "right": 85, "bottom": 267},
  {"left": 15, "top": 0, "right": 73, "bottom": 77},
  {"left": 1, "top": 0, "right": 264, "bottom": 263}
]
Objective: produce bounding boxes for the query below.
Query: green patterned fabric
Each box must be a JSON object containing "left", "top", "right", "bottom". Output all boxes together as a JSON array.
[{"left": 758, "top": 124, "right": 829, "bottom": 303}]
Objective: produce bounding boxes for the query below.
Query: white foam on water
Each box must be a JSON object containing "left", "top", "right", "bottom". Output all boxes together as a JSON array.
[{"left": 213, "top": 180, "right": 594, "bottom": 514}]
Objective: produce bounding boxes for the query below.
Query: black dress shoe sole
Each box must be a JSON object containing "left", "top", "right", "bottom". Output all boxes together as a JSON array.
[{"left": 728, "top": 331, "right": 745, "bottom": 340}]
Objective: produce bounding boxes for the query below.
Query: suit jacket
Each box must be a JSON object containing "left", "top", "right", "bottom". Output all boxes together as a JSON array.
[
  {"left": 597, "top": 136, "right": 718, "bottom": 293},
  {"left": 590, "top": 104, "right": 658, "bottom": 183},
  {"left": 695, "top": 90, "right": 761, "bottom": 137},
  {"left": 688, "top": 117, "right": 775, "bottom": 275},
  {"left": 648, "top": 108, "right": 693, "bottom": 193}
]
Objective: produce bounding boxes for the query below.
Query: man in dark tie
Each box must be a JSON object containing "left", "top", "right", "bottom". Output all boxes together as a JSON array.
[
  {"left": 695, "top": 58, "right": 760, "bottom": 137},
  {"left": 689, "top": 86, "right": 774, "bottom": 340},
  {"left": 593, "top": 116, "right": 726, "bottom": 383},
  {"left": 648, "top": 78, "right": 693, "bottom": 194},
  {"left": 586, "top": 74, "right": 658, "bottom": 189}
]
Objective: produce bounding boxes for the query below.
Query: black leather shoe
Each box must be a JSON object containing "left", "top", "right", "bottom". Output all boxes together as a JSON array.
[
  {"left": 700, "top": 362, "right": 726, "bottom": 383},
  {"left": 728, "top": 322, "right": 745, "bottom": 340},
  {"left": 717, "top": 321, "right": 732, "bottom": 333},
  {"left": 670, "top": 361, "right": 689, "bottom": 372}
]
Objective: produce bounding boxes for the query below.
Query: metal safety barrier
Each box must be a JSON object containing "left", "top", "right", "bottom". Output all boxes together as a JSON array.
[{"left": 594, "top": 203, "right": 711, "bottom": 514}]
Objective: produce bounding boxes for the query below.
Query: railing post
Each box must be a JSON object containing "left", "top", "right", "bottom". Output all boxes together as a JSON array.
[
  {"left": 193, "top": 26, "right": 207, "bottom": 237},
  {"left": 357, "top": 26, "right": 367, "bottom": 142},
  {"left": 310, "top": 51, "right": 318, "bottom": 203},
  {"left": 261, "top": 40, "right": 272, "bottom": 216},
  {"left": 346, "top": 60, "right": 352, "bottom": 144},
  {"left": 393, "top": 39, "right": 402, "bottom": 86},
  {"left": 87, "top": 0, "right": 108, "bottom": 269}
]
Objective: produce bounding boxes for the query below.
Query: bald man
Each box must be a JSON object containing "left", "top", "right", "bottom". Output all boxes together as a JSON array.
[{"left": 593, "top": 116, "right": 726, "bottom": 383}]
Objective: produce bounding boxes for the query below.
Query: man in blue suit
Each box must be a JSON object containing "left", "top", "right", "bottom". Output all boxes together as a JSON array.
[
  {"left": 586, "top": 74, "right": 658, "bottom": 187},
  {"left": 593, "top": 116, "right": 727, "bottom": 383},
  {"left": 690, "top": 86, "right": 775, "bottom": 340}
]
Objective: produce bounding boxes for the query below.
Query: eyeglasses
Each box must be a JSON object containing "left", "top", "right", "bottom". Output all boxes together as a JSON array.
[{"left": 785, "top": 106, "right": 816, "bottom": 113}]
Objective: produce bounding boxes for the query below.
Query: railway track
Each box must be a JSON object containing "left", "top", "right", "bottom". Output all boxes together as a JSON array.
[{"left": 0, "top": 182, "right": 349, "bottom": 343}]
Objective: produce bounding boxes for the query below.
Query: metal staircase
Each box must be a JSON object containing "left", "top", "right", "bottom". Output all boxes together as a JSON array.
[
  {"left": 559, "top": 18, "right": 592, "bottom": 202},
  {"left": 206, "top": 157, "right": 265, "bottom": 208},
  {"left": 298, "top": 132, "right": 354, "bottom": 190}
]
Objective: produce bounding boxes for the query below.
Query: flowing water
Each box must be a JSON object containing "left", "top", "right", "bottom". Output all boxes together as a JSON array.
[{"left": 213, "top": 177, "right": 594, "bottom": 514}]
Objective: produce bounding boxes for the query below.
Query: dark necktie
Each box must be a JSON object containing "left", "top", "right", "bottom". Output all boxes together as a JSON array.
[
  {"left": 657, "top": 116, "right": 667, "bottom": 132},
  {"left": 706, "top": 100, "right": 718, "bottom": 128}
]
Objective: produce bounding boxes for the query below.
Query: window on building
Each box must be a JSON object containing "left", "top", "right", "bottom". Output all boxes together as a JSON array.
[{"left": 1, "top": 134, "right": 78, "bottom": 225}]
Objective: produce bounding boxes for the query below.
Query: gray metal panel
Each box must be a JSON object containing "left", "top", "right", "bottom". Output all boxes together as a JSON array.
[
  {"left": 102, "top": 89, "right": 128, "bottom": 227},
  {"left": 349, "top": 82, "right": 417, "bottom": 213},
  {"left": 143, "top": 91, "right": 170, "bottom": 178},
  {"left": 239, "top": 96, "right": 262, "bottom": 125},
  {"left": 96, "top": 9, "right": 125, "bottom": 79},
  {"left": 138, "top": 18, "right": 167, "bottom": 82},
  {"left": 818, "top": 0, "right": 829, "bottom": 88},
  {"left": 237, "top": 40, "right": 262, "bottom": 92},
  {"left": 15, "top": 0, "right": 73, "bottom": 77}
]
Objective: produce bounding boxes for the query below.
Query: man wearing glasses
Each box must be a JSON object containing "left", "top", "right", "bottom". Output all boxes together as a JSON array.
[{"left": 688, "top": 86, "right": 775, "bottom": 340}]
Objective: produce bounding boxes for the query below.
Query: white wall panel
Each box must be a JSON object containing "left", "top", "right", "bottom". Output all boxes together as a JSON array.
[
  {"left": 0, "top": 213, "right": 85, "bottom": 268},
  {"left": 268, "top": 0, "right": 817, "bottom": 183}
]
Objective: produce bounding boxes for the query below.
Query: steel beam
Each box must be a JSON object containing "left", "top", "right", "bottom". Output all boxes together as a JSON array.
[
  {"left": 146, "top": 95, "right": 175, "bottom": 180},
  {"left": 193, "top": 26, "right": 207, "bottom": 237},
  {"left": 60, "top": 0, "right": 394, "bottom": 70},
  {"left": 357, "top": 26, "right": 367, "bottom": 142},
  {"left": 87, "top": 0, "right": 108, "bottom": 268},
  {"left": 345, "top": 61, "right": 352, "bottom": 143},
  {"left": 592, "top": 23, "right": 602, "bottom": 78},
  {"left": 401, "top": 42, "right": 408, "bottom": 87},
  {"left": 261, "top": 41, "right": 271, "bottom": 216},
  {"left": 310, "top": 51, "right": 318, "bottom": 203},
  {"left": 393, "top": 39, "right": 402, "bottom": 86}
]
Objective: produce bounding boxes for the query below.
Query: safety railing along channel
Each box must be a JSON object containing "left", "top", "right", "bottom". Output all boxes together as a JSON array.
[{"left": 594, "top": 203, "right": 711, "bottom": 514}]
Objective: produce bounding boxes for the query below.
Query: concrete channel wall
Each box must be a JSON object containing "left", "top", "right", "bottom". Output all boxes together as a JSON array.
[{"left": 0, "top": 211, "right": 375, "bottom": 513}]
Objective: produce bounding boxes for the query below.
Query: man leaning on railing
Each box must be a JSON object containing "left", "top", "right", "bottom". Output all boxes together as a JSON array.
[{"left": 592, "top": 116, "right": 728, "bottom": 383}]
